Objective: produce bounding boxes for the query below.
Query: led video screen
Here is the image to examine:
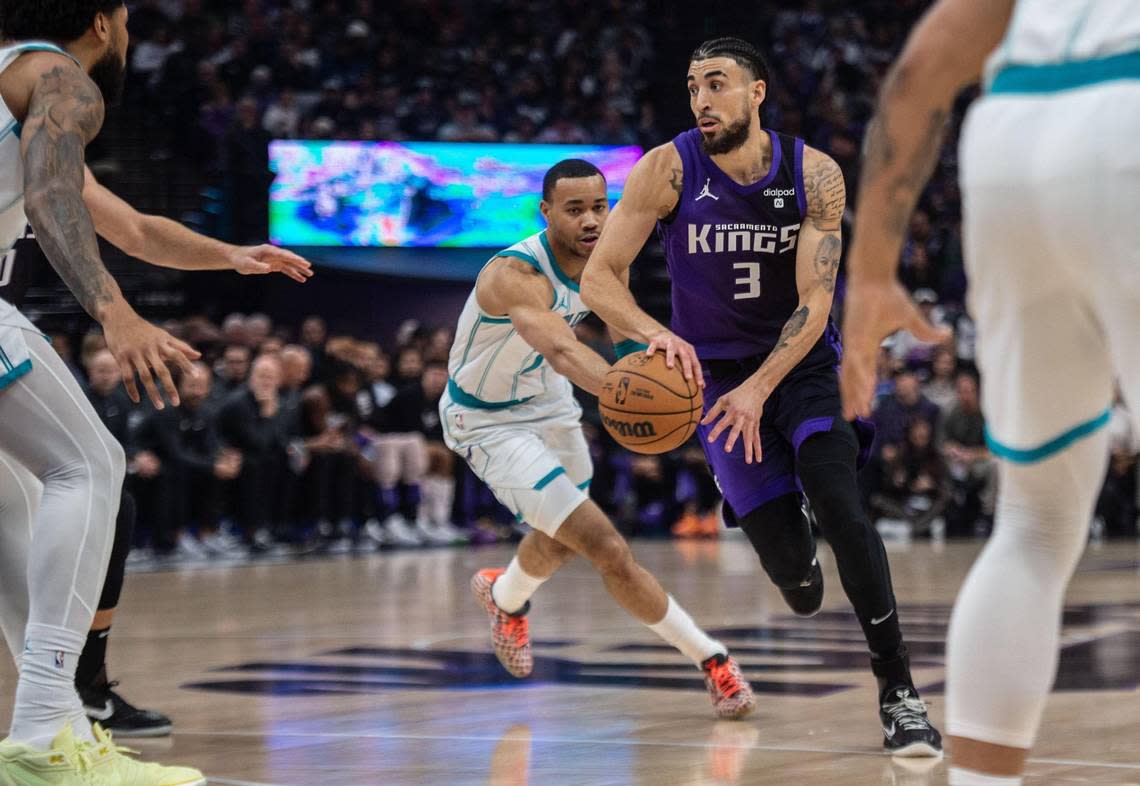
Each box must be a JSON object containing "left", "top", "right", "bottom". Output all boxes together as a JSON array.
[{"left": 269, "top": 140, "right": 642, "bottom": 248}]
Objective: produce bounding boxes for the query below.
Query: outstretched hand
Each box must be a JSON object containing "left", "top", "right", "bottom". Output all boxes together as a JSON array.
[
  {"left": 231, "top": 244, "right": 314, "bottom": 282},
  {"left": 840, "top": 278, "right": 951, "bottom": 421},
  {"left": 102, "top": 311, "right": 200, "bottom": 409}
]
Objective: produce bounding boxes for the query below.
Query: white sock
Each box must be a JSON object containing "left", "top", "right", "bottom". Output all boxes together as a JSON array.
[
  {"left": 948, "top": 767, "right": 1023, "bottom": 786},
  {"left": 420, "top": 477, "right": 440, "bottom": 524},
  {"left": 9, "top": 624, "right": 93, "bottom": 749},
  {"left": 432, "top": 477, "right": 455, "bottom": 524},
  {"left": 491, "top": 556, "right": 547, "bottom": 613},
  {"left": 648, "top": 596, "right": 725, "bottom": 666}
]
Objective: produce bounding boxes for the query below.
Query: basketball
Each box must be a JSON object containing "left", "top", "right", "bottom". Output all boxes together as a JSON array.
[{"left": 599, "top": 351, "right": 703, "bottom": 454}]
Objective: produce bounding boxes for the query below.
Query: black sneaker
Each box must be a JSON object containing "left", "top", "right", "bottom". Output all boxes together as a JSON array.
[
  {"left": 779, "top": 558, "right": 824, "bottom": 617},
  {"left": 80, "top": 681, "right": 173, "bottom": 738},
  {"left": 880, "top": 685, "right": 942, "bottom": 758}
]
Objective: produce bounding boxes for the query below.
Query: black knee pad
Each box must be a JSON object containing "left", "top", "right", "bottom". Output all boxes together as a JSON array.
[
  {"left": 99, "top": 489, "right": 136, "bottom": 611},
  {"left": 736, "top": 494, "right": 817, "bottom": 588}
]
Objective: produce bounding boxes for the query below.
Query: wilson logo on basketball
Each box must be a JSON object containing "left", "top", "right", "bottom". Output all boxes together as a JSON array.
[{"left": 601, "top": 413, "right": 657, "bottom": 439}]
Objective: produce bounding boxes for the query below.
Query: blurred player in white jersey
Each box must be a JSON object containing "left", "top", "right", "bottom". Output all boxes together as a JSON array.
[{"left": 841, "top": 1, "right": 1140, "bottom": 783}]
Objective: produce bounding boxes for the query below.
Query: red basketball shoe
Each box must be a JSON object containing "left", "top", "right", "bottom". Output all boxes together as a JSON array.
[{"left": 471, "top": 568, "right": 533, "bottom": 678}]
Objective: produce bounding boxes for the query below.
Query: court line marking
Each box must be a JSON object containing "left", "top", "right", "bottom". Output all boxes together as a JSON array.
[{"left": 176, "top": 730, "right": 1140, "bottom": 770}]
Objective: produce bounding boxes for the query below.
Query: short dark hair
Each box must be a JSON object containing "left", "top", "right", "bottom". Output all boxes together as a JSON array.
[
  {"left": 690, "top": 37, "right": 770, "bottom": 84},
  {"left": 0, "top": 0, "right": 122, "bottom": 43},
  {"left": 542, "top": 159, "right": 605, "bottom": 202}
]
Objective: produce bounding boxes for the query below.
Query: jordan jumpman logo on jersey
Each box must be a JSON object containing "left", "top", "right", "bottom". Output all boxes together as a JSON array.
[{"left": 695, "top": 178, "right": 719, "bottom": 202}]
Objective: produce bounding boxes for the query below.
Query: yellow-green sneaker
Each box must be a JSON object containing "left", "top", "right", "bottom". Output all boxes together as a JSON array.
[
  {"left": 84, "top": 724, "right": 205, "bottom": 786},
  {"left": 0, "top": 724, "right": 110, "bottom": 786}
]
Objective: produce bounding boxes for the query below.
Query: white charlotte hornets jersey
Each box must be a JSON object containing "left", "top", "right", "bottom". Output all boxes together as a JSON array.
[
  {"left": 0, "top": 43, "right": 79, "bottom": 258},
  {"left": 985, "top": 0, "right": 1140, "bottom": 85},
  {"left": 448, "top": 230, "right": 591, "bottom": 407}
]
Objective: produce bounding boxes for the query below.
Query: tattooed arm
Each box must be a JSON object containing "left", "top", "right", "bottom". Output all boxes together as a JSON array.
[
  {"left": 840, "top": 0, "right": 1013, "bottom": 419},
  {"left": 752, "top": 146, "right": 845, "bottom": 395},
  {"left": 848, "top": 0, "right": 1013, "bottom": 283},
  {"left": 581, "top": 142, "right": 704, "bottom": 383},
  {"left": 19, "top": 59, "right": 122, "bottom": 321},
  {"left": 19, "top": 56, "right": 199, "bottom": 407}
]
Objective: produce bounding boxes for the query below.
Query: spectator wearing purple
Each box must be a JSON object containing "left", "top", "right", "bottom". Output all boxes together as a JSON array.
[{"left": 873, "top": 368, "right": 941, "bottom": 453}]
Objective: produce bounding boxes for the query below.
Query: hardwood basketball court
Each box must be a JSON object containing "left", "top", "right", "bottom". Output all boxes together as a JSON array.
[{"left": 2, "top": 537, "right": 1136, "bottom": 785}]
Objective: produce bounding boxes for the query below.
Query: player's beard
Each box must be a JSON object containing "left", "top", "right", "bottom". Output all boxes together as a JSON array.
[
  {"left": 701, "top": 112, "right": 751, "bottom": 156},
  {"left": 89, "top": 46, "right": 126, "bottom": 107},
  {"left": 700, "top": 96, "right": 755, "bottom": 158}
]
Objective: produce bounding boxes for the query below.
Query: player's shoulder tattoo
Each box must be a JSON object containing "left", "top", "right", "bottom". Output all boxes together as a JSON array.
[
  {"left": 25, "top": 62, "right": 105, "bottom": 143},
  {"left": 802, "top": 149, "right": 845, "bottom": 229},
  {"left": 668, "top": 166, "right": 683, "bottom": 200}
]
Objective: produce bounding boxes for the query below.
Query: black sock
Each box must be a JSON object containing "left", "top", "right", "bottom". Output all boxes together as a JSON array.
[
  {"left": 76, "top": 627, "right": 111, "bottom": 690},
  {"left": 871, "top": 648, "right": 915, "bottom": 699}
]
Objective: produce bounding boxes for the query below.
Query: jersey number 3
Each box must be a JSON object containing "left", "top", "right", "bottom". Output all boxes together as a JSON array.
[{"left": 733, "top": 262, "right": 761, "bottom": 300}]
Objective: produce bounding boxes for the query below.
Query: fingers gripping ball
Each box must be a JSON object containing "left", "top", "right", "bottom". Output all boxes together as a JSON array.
[{"left": 599, "top": 352, "right": 703, "bottom": 454}]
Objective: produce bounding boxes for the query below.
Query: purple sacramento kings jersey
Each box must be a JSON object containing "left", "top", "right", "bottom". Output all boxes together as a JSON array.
[{"left": 658, "top": 128, "right": 840, "bottom": 366}]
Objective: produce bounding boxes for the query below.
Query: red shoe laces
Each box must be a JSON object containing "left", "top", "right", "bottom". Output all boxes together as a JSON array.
[
  {"left": 501, "top": 614, "right": 529, "bottom": 646},
  {"left": 708, "top": 661, "right": 740, "bottom": 697}
]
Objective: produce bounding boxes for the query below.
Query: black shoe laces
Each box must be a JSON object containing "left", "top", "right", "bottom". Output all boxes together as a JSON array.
[{"left": 883, "top": 689, "right": 931, "bottom": 732}]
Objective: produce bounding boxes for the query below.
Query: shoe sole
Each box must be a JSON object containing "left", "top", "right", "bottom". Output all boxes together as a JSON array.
[
  {"left": 717, "top": 700, "right": 756, "bottom": 721},
  {"left": 886, "top": 741, "right": 944, "bottom": 759}
]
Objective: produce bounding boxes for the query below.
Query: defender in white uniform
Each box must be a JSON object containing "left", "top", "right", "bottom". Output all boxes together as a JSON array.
[
  {"left": 0, "top": 3, "right": 309, "bottom": 782},
  {"left": 841, "top": 1, "right": 1140, "bottom": 783},
  {"left": 443, "top": 229, "right": 594, "bottom": 530},
  {"left": 446, "top": 160, "right": 756, "bottom": 719}
]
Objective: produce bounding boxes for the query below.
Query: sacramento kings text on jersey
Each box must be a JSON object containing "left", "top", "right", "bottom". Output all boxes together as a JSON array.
[{"left": 658, "top": 127, "right": 841, "bottom": 364}]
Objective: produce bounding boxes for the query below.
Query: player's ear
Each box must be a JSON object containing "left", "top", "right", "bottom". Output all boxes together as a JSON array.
[
  {"left": 539, "top": 199, "right": 551, "bottom": 223},
  {"left": 93, "top": 10, "right": 112, "bottom": 42},
  {"left": 752, "top": 78, "right": 767, "bottom": 110}
]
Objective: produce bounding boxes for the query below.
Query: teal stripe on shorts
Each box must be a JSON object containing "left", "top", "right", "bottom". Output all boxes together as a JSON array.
[{"left": 985, "top": 408, "right": 1111, "bottom": 464}]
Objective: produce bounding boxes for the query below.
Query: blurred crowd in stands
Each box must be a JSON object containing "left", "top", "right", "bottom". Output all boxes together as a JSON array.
[{"left": 55, "top": 309, "right": 1139, "bottom": 568}]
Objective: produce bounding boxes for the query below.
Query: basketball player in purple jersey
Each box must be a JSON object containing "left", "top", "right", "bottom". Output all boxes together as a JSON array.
[{"left": 582, "top": 37, "right": 941, "bottom": 757}]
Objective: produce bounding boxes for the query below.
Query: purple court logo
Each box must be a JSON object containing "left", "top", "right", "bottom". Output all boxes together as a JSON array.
[{"left": 184, "top": 602, "right": 1140, "bottom": 699}]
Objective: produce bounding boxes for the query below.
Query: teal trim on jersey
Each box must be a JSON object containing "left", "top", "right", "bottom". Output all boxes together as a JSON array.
[
  {"left": 447, "top": 377, "right": 534, "bottom": 410},
  {"left": 613, "top": 339, "right": 649, "bottom": 359},
  {"left": 520, "top": 353, "right": 544, "bottom": 374},
  {"left": 479, "top": 314, "right": 512, "bottom": 324},
  {"left": 12, "top": 122, "right": 19, "bottom": 139},
  {"left": 0, "top": 120, "right": 16, "bottom": 144},
  {"left": 508, "top": 351, "right": 544, "bottom": 400},
  {"left": 985, "top": 408, "right": 1111, "bottom": 464},
  {"left": 989, "top": 49, "right": 1140, "bottom": 94},
  {"left": 0, "top": 359, "right": 31, "bottom": 392},
  {"left": 496, "top": 249, "right": 557, "bottom": 308},
  {"left": 540, "top": 231, "right": 579, "bottom": 293},
  {"left": 12, "top": 43, "right": 79, "bottom": 64},
  {"left": 533, "top": 467, "right": 566, "bottom": 490},
  {"left": 497, "top": 249, "right": 542, "bottom": 272},
  {"left": 0, "top": 344, "right": 13, "bottom": 371},
  {"left": 577, "top": 478, "right": 592, "bottom": 491}
]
